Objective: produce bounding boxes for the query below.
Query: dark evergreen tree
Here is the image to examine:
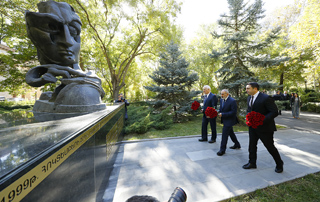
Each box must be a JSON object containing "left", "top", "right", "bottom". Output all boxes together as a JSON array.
[
  {"left": 210, "top": 0, "right": 288, "bottom": 99},
  {"left": 145, "top": 41, "right": 201, "bottom": 122}
]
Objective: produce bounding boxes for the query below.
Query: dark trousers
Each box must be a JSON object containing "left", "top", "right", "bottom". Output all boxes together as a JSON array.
[
  {"left": 201, "top": 116, "right": 217, "bottom": 140},
  {"left": 220, "top": 125, "right": 240, "bottom": 152},
  {"left": 248, "top": 128, "right": 283, "bottom": 166}
]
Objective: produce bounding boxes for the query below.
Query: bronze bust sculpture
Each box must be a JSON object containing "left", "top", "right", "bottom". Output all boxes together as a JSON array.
[{"left": 25, "top": 0, "right": 106, "bottom": 113}]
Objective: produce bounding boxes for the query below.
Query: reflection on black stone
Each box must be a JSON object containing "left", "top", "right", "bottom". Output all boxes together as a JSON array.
[{"left": 0, "top": 108, "right": 114, "bottom": 179}]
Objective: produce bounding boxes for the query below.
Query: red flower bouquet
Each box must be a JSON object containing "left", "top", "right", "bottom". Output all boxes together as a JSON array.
[
  {"left": 246, "top": 111, "right": 265, "bottom": 129},
  {"left": 191, "top": 101, "right": 200, "bottom": 111},
  {"left": 205, "top": 107, "right": 218, "bottom": 118}
]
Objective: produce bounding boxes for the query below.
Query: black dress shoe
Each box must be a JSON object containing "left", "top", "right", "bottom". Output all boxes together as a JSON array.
[
  {"left": 198, "top": 138, "right": 208, "bottom": 142},
  {"left": 208, "top": 140, "right": 216, "bottom": 143},
  {"left": 229, "top": 145, "right": 241, "bottom": 149},
  {"left": 217, "top": 151, "right": 225, "bottom": 156},
  {"left": 242, "top": 163, "right": 257, "bottom": 169},
  {"left": 275, "top": 163, "right": 284, "bottom": 173}
]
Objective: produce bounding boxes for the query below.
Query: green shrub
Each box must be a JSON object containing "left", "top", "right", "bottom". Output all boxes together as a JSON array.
[
  {"left": 274, "top": 100, "right": 289, "bottom": 110},
  {"left": 150, "top": 105, "right": 173, "bottom": 130},
  {"left": 0, "top": 100, "right": 34, "bottom": 110},
  {"left": 125, "top": 113, "right": 153, "bottom": 134},
  {"left": 124, "top": 102, "right": 173, "bottom": 134},
  {"left": 301, "top": 103, "right": 320, "bottom": 113}
]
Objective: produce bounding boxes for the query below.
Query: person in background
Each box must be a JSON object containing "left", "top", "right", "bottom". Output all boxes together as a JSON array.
[
  {"left": 292, "top": 93, "right": 301, "bottom": 119},
  {"left": 290, "top": 93, "right": 295, "bottom": 110},
  {"left": 283, "top": 91, "right": 290, "bottom": 100},
  {"left": 273, "top": 91, "right": 283, "bottom": 115},
  {"left": 282, "top": 91, "right": 290, "bottom": 110},
  {"left": 115, "top": 93, "right": 130, "bottom": 120}
]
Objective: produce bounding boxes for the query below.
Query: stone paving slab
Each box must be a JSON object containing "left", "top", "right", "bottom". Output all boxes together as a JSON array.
[{"left": 103, "top": 129, "right": 320, "bottom": 202}]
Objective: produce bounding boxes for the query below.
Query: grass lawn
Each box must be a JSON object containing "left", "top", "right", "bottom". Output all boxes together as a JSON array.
[
  {"left": 123, "top": 115, "right": 285, "bottom": 141},
  {"left": 223, "top": 172, "right": 320, "bottom": 202},
  {"left": 123, "top": 115, "right": 248, "bottom": 141}
]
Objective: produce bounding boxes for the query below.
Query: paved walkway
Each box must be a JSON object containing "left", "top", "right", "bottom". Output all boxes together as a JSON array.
[{"left": 103, "top": 111, "right": 320, "bottom": 202}]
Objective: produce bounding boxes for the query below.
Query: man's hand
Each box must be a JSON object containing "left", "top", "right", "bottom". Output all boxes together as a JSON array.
[{"left": 218, "top": 113, "right": 222, "bottom": 117}]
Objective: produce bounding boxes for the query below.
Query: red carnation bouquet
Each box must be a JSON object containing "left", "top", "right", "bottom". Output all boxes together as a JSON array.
[
  {"left": 246, "top": 111, "right": 265, "bottom": 129},
  {"left": 191, "top": 101, "right": 200, "bottom": 111},
  {"left": 205, "top": 107, "right": 218, "bottom": 118}
]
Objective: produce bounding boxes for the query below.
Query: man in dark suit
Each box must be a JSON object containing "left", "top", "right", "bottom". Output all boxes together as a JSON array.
[
  {"left": 199, "top": 85, "right": 218, "bottom": 143},
  {"left": 217, "top": 89, "right": 241, "bottom": 156},
  {"left": 243, "top": 82, "right": 284, "bottom": 173}
]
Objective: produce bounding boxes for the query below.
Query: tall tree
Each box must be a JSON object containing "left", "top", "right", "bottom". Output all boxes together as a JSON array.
[
  {"left": 210, "top": 0, "right": 287, "bottom": 98},
  {"left": 145, "top": 41, "right": 201, "bottom": 122},
  {"left": 0, "top": 0, "right": 39, "bottom": 95},
  {"left": 72, "top": 0, "right": 182, "bottom": 101},
  {"left": 185, "top": 24, "right": 223, "bottom": 93},
  {"left": 258, "top": 1, "right": 305, "bottom": 91},
  {"left": 290, "top": 0, "right": 320, "bottom": 91}
]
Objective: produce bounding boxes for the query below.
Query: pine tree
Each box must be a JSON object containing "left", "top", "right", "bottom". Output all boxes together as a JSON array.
[
  {"left": 145, "top": 41, "right": 201, "bottom": 122},
  {"left": 210, "top": 0, "right": 287, "bottom": 98}
]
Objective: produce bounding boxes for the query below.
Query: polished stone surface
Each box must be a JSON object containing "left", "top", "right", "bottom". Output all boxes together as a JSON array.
[
  {"left": 0, "top": 105, "right": 119, "bottom": 179},
  {"left": 1, "top": 103, "right": 125, "bottom": 202}
]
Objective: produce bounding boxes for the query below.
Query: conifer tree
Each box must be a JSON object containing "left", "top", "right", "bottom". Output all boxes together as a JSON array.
[
  {"left": 145, "top": 41, "right": 201, "bottom": 122},
  {"left": 210, "top": 0, "right": 287, "bottom": 98}
]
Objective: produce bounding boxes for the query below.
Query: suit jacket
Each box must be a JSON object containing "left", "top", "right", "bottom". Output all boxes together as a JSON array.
[
  {"left": 247, "top": 92, "right": 278, "bottom": 132},
  {"left": 219, "top": 96, "right": 238, "bottom": 127},
  {"left": 203, "top": 92, "right": 218, "bottom": 117}
]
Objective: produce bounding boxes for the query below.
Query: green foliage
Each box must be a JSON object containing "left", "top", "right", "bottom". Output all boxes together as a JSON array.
[
  {"left": 124, "top": 102, "right": 174, "bottom": 134},
  {"left": 0, "top": 0, "right": 40, "bottom": 95},
  {"left": 0, "top": 100, "right": 33, "bottom": 109},
  {"left": 211, "top": 0, "right": 285, "bottom": 98},
  {"left": 68, "top": 0, "right": 183, "bottom": 101},
  {"left": 145, "top": 41, "right": 201, "bottom": 122},
  {"left": 275, "top": 100, "right": 289, "bottom": 110},
  {"left": 301, "top": 103, "right": 320, "bottom": 113},
  {"left": 150, "top": 104, "right": 173, "bottom": 130},
  {"left": 184, "top": 24, "right": 222, "bottom": 92}
]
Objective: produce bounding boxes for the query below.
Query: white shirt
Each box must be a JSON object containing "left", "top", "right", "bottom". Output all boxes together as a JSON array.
[{"left": 251, "top": 91, "right": 260, "bottom": 106}]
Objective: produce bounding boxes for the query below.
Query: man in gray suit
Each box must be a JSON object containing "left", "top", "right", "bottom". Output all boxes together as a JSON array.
[{"left": 217, "top": 89, "right": 241, "bottom": 156}]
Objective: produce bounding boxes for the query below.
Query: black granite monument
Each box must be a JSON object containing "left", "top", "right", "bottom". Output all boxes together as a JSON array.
[{"left": 25, "top": 0, "right": 106, "bottom": 113}]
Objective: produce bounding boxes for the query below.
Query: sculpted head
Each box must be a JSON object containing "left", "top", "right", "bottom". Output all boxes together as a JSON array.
[{"left": 25, "top": 0, "right": 82, "bottom": 66}]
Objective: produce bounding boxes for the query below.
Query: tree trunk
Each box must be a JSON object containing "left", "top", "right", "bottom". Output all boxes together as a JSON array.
[{"left": 279, "top": 72, "right": 284, "bottom": 91}]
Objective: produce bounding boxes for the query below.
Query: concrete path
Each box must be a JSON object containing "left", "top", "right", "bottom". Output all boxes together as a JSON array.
[{"left": 103, "top": 111, "right": 320, "bottom": 202}]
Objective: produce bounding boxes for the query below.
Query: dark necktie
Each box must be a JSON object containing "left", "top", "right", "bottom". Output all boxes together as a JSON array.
[
  {"left": 222, "top": 99, "right": 226, "bottom": 107},
  {"left": 250, "top": 95, "right": 254, "bottom": 107}
]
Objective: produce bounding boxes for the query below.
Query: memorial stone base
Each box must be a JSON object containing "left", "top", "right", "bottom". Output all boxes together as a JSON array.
[{"left": 0, "top": 104, "right": 125, "bottom": 202}]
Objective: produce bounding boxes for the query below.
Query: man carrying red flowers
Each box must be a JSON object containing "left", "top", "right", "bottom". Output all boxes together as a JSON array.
[
  {"left": 243, "top": 82, "right": 284, "bottom": 173},
  {"left": 199, "top": 85, "right": 218, "bottom": 143},
  {"left": 217, "top": 89, "right": 241, "bottom": 156}
]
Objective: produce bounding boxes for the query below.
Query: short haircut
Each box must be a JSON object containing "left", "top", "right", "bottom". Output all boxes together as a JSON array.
[
  {"left": 203, "top": 85, "right": 211, "bottom": 90},
  {"left": 247, "top": 82, "right": 259, "bottom": 90},
  {"left": 221, "top": 89, "right": 229, "bottom": 94},
  {"left": 126, "top": 195, "right": 160, "bottom": 202}
]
